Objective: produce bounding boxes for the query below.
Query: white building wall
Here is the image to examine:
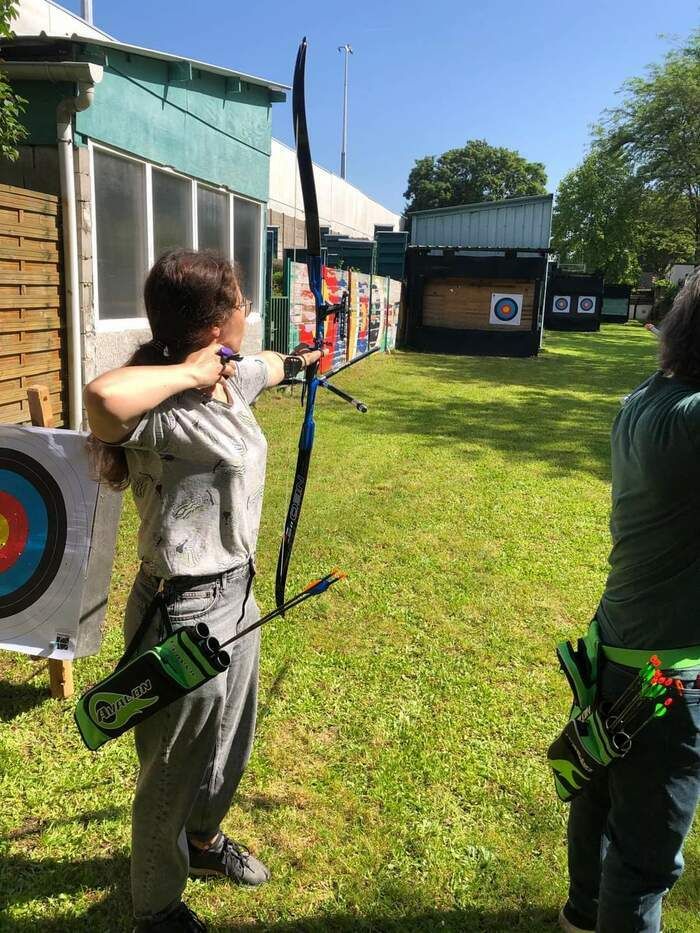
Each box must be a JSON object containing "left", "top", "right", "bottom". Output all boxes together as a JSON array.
[
  {"left": 269, "top": 139, "right": 401, "bottom": 239},
  {"left": 14, "top": 0, "right": 115, "bottom": 39}
]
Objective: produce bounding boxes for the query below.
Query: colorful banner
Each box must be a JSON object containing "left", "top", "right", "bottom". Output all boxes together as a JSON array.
[
  {"left": 349, "top": 272, "right": 371, "bottom": 358},
  {"left": 385, "top": 279, "right": 401, "bottom": 350},
  {"left": 322, "top": 266, "right": 350, "bottom": 373},
  {"left": 369, "top": 275, "right": 388, "bottom": 350},
  {"left": 287, "top": 263, "right": 399, "bottom": 363},
  {"left": 288, "top": 260, "right": 316, "bottom": 350}
]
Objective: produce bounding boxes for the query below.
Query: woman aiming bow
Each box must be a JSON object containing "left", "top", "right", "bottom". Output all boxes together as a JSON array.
[{"left": 86, "top": 249, "right": 324, "bottom": 933}]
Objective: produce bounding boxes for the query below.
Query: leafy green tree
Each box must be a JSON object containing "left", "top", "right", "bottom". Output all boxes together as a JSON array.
[
  {"left": 635, "top": 191, "right": 695, "bottom": 275},
  {"left": 0, "top": 0, "right": 27, "bottom": 161},
  {"left": 604, "top": 29, "right": 700, "bottom": 263},
  {"left": 551, "top": 146, "right": 643, "bottom": 283},
  {"left": 404, "top": 139, "right": 547, "bottom": 214}
]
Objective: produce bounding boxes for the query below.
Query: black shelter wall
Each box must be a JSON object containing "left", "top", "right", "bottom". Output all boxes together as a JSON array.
[
  {"left": 545, "top": 270, "right": 605, "bottom": 332},
  {"left": 402, "top": 248, "right": 547, "bottom": 357}
]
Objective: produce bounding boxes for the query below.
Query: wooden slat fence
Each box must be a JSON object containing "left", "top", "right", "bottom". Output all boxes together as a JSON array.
[{"left": 0, "top": 183, "right": 66, "bottom": 425}]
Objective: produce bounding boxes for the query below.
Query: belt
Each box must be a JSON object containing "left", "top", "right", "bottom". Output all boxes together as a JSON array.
[{"left": 602, "top": 643, "right": 700, "bottom": 670}]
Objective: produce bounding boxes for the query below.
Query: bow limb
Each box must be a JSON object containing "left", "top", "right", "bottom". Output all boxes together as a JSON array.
[
  {"left": 275, "top": 38, "right": 323, "bottom": 611},
  {"left": 275, "top": 38, "right": 377, "bottom": 610}
]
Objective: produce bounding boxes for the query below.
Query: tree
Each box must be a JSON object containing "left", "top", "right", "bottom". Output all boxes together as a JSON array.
[
  {"left": 0, "top": 0, "right": 27, "bottom": 162},
  {"left": 603, "top": 29, "right": 700, "bottom": 263},
  {"left": 404, "top": 139, "right": 547, "bottom": 214},
  {"left": 551, "top": 146, "right": 644, "bottom": 283}
]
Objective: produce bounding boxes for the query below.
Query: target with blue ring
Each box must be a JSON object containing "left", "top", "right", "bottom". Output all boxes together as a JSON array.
[
  {"left": 489, "top": 292, "right": 523, "bottom": 327},
  {"left": 577, "top": 296, "right": 596, "bottom": 314},
  {"left": 493, "top": 297, "right": 519, "bottom": 321},
  {"left": 553, "top": 295, "right": 571, "bottom": 314},
  {"left": 0, "top": 451, "right": 67, "bottom": 618},
  {"left": 0, "top": 425, "right": 100, "bottom": 657}
]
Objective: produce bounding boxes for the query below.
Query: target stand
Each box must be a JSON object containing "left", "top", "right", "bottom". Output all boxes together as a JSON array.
[{"left": 0, "top": 388, "right": 121, "bottom": 698}]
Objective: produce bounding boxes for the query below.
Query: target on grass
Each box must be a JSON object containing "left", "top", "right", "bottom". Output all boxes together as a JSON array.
[
  {"left": 577, "top": 296, "right": 596, "bottom": 314},
  {"left": 489, "top": 293, "right": 523, "bottom": 326},
  {"left": 0, "top": 426, "right": 99, "bottom": 658},
  {"left": 552, "top": 295, "right": 571, "bottom": 314}
]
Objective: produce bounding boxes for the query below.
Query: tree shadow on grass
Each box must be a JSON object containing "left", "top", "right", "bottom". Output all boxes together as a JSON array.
[
  {"left": 0, "top": 679, "right": 50, "bottom": 722},
  {"left": 0, "top": 855, "right": 558, "bottom": 933},
  {"left": 0, "top": 852, "right": 131, "bottom": 931},
  {"left": 367, "top": 335, "right": 658, "bottom": 483},
  {"left": 214, "top": 904, "right": 558, "bottom": 932}
]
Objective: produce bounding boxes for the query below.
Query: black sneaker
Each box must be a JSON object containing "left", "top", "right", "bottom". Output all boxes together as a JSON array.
[
  {"left": 132, "top": 901, "right": 207, "bottom": 932},
  {"left": 558, "top": 903, "right": 595, "bottom": 933},
  {"left": 188, "top": 832, "right": 270, "bottom": 886}
]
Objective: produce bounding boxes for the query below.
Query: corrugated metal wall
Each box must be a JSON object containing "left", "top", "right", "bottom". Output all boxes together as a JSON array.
[{"left": 410, "top": 195, "right": 553, "bottom": 250}]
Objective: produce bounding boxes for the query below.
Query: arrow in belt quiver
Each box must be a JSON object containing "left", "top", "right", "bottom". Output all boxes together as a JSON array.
[
  {"left": 75, "top": 569, "right": 346, "bottom": 751},
  {"left": 547, "top": 627, "right": 682, "bottom": 803}
]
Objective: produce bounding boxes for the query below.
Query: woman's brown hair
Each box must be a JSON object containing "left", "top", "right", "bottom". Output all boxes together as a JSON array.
[
  {"left": 87, "top": 249, "right": 243, "bottom": 490},
  {"left": 659, "top": 271, "right": 700, "bottom": 384}
]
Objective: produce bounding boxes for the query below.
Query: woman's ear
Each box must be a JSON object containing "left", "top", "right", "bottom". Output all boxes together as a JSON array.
[{"left": 211, "top": 326, "right": 221, "bottom": 340}]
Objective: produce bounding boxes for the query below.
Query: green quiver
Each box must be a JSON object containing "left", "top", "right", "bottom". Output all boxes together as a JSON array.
[{"left": 74, "top": 628, "right": 227, "bottom": 751}]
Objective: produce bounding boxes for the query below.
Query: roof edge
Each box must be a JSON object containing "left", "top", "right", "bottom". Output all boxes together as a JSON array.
[
  {"left": 4, "top": 33, "right": 291, "bottom": 93},
  {"left": 407, "top": 193, "right": 553, "bottom": 217}
]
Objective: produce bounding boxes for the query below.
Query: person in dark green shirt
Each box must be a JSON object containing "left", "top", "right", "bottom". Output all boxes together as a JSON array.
[{"left": 560, "top": 273, "right": 700, "bottom": 933}]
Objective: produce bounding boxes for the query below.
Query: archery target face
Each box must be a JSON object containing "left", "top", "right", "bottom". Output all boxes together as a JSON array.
[
  {"left": 489, "top": 293, "right": 523, "bottom": 326},
  {"left": 577, "top": 295, "right": 597, "bottom": 314},
  {"left": 552, "top": 295, "right": 571, "bottom": 314},
  {"left": 0, "top": 426, "right": 99, "bottom": 658}
]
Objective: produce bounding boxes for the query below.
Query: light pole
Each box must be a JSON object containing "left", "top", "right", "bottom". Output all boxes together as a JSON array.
[
  {"left": 81, "top": 0, "right": 93, "bottom": 24},
  {"left": 338, "top": 44, "right": 353, "bottom": 179}
]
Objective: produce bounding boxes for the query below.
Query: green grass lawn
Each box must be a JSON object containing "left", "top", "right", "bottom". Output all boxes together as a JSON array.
[{"left": 1, "top": 324, "right": 698, "bottom": 932}]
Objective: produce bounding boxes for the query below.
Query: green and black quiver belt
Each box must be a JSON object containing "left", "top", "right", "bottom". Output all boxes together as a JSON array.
[
  {"left": 75, "top": 620, "right": 229, "bottom": 751},
  {"left": 546, "top": 619, "right": 613, "bottom": 802},
  {"left": 547, "top": 619, "right": 693, "bottom": 803}
]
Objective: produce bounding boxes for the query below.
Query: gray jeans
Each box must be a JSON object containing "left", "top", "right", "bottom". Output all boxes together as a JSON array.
[{"left": 123, "top": 562, "right": 260, "bottom": 920}]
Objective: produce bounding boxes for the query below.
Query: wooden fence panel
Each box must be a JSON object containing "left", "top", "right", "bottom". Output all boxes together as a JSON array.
[{"left": 0, "top": 184, "right": 66, "bottom": 427}]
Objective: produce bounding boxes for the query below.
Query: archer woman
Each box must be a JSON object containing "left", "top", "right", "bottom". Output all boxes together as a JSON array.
[
  {"left": 85, "top": 249, "right": 323, "bottom": 933},
  {"left": 560, "top": 272, "right": 700, "bottom": 933}
]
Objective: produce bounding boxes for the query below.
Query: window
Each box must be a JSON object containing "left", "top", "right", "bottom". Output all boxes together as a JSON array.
[
  {"left": 91, "top": 144, "right": 263, "bottom": 326},
  {"left": 93, "top": 149, "right": 147, "bottom": 321},
  {"left": 197, "top": 186, "right": 229, "bottom": 255},
  {"left": 153, "top": 169, "right": 192, "bottom": 258},
  {"left": 235, "top": 196, "right": 261, "bottom": 312}
]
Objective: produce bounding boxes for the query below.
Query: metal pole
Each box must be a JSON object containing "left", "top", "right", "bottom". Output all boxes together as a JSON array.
[
  {"left": 81, "top": 0, "right": 94, "bottom": 24},
  {"left": 338, "top": 44, "right": 353, "bottom": 179}
]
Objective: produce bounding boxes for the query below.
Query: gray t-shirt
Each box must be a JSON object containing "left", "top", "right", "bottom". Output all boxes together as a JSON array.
[{"left": 122, "top": 357, "right": 268, "bottom": 580}]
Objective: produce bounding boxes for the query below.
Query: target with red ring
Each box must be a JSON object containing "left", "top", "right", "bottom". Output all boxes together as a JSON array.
[
  {"left": 0, "top": 490, "right": 29, "bottom": 573},
  {"left": 0, "top": 451, "right": 67, "bottom": 619},
  {"left": 555, "top": 297, "right": 569, "bottom": 311},
  {"left": 493, "top": 297, "right": 520, "bottom": 321},
  {"left": 578, "top": 296, "right": 596, "bottom": 314}
]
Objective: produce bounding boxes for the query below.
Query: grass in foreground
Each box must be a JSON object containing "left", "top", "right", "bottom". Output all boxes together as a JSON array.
[{"left": 0, "top": 324, "right": 697, "bottom": 932}]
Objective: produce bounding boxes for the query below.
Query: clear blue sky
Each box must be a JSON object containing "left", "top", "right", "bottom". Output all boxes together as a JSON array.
[{"left": 61, "top": 0, "right": 698, "bottom": 214}]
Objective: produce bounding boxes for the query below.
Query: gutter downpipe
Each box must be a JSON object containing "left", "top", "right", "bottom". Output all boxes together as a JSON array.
[{"left": 57, "top": 79, "right": 97, "bottom": 431}]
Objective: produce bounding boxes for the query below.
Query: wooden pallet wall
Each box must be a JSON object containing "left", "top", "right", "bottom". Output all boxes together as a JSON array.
[
  {"left": 0, "top": 183, "right": 66, "bottom": 426},
  {"left": 422, "top": 277, "right": 535, "bottom": 331}
]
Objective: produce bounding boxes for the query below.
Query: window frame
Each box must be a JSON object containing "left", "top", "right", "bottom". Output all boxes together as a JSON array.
[{"left": 90, "top": 140, "right": 264, "bottom": 332}]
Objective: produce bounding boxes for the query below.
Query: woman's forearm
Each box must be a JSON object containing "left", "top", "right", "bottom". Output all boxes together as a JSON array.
[{"left": 85, "top": 364, "right": 197, "bottom": 441}]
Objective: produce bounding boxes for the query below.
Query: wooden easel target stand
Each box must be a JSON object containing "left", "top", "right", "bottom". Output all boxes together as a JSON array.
[{"left": 27, "top": 385, "right": 73, "bottom": 698}]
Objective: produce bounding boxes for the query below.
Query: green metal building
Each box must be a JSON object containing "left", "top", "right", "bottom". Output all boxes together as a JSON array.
[{"left": 0, "top": 15, "right": 287, "bottom": 428}]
